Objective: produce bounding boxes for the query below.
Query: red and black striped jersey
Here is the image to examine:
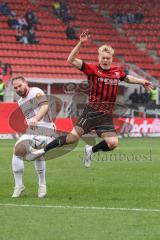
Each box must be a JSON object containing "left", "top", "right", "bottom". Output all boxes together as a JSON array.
[{"left": 81, "top": 62, "right": 126, "bottom": 114}]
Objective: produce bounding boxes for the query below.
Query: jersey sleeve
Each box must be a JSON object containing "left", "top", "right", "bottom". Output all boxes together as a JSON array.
[
  {"left": 119, "top": 68, "right": 127, "bottom": 81},
  {"left": 34, "top": 88, "right": 48, "bottom": 106},
  {"left": 80, "top": 62, "right": 95, "bottom": 75}
]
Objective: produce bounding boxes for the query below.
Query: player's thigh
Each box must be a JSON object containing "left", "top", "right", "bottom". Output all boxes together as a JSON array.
[{"left": 14, "top": 135, "right": 33, "bottom": 156}]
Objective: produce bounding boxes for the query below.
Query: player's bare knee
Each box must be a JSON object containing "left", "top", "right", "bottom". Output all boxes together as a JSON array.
[
  {"left": 14, "top": 149, "right": 25, "bottom": 157},
  {"left": 14, "top": 144, "right": 27, "bottom": 157},
  {"left": 107, "top": 138, "right": 118, "bottom": 150}
]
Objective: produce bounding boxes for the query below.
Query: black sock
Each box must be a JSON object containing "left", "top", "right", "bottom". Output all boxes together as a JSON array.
[
  {"left": 44, "top": 135, "right": 67, "bottom": 152},
  {"left": 92, "top": 140, "right": 111, "bottom": 153}
]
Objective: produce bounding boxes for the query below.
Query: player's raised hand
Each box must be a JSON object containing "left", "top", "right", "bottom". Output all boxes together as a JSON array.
[
  {"left": 143, "top": 80, "right": 153, "bottom": 91},
  {"left": 80, "top": 30, "right": 91, "bottom": 43}
]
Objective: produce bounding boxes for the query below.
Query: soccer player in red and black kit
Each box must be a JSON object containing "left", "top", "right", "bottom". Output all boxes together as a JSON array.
[{"left": 31, "top": 30, "right": 153, "bottom": 167}]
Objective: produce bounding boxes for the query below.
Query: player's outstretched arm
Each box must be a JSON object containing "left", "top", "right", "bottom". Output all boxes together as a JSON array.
[
  {"left": 67, "top": 30, "right": 90, "bottom": 69},
  {"left": 34, "top": 102, "right": 49, "bottom": 121},
  {"left": 124, "top": 75, "right": 153, "bottom": 91},
  {"left": 26, "top": 97, "right": 49, "bottom": 126}
]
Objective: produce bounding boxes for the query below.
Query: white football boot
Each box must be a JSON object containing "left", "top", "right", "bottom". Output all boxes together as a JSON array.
[
  {"left": 83, "top": 145, "right": 93, "bottom": 168},
  {"left": 38, "top": 184, "right": 47, "bottom": 198},
  {"left": 12, "top": 185, "right": 25, "bottom": 198}
]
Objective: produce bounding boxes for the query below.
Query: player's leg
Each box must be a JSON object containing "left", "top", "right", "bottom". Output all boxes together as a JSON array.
[
  {"left": 93, "top": 131, "right": 118, "bottom": 152},
  {"left": 25, "top": 135, "right": 48, "bottom": 198},
  {"left": 83, "top": 112, "right": 118, "bottom": 167},
  {"left": 29, "top": 105, "right": 91, "bottom": 160},
  {"left": 28, "top": 105, "right": 90, "bottom": 161},
  {"left": 44, "top": 125, "right": 84, "bottom": 151},
  {"left": 28, "top": 126, "right": 85, "bottom": 160},
  {"left": 12, "top": 135, "right": 36, "bottom": 197},
  {"left": 34, "top": 156, "right": 47, "bottom": 198},
  {"left": 12, "top": 141, "right": 26, "bottom": 197},
  {"left": 84, "top": 131, "right": 118, "bottom": 168}
]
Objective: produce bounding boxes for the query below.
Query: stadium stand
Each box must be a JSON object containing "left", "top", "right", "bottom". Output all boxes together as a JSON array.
[
  {"left": 0, "top": 0, "right": 86, "bottom": 79},
  {"left": 0, "top": 0, "right": 159, "bottom": 82},
  {"left": 92, "top": 0, "right": 160, "bottom": 81}
]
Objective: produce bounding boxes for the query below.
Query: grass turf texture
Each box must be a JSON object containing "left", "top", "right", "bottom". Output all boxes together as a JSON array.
[{"left": 0, "top": 138, "right": 160, "bottom": 240}]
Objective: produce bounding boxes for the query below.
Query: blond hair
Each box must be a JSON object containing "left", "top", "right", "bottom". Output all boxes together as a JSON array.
[{"left": 98, "top": 44, "right": 114, "bottom": 56}]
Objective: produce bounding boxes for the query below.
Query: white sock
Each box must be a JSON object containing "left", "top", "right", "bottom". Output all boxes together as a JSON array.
[
  {"left": 12, "top": 154, "right": 24, "bottom": 187},
  {"left": 34, "top": 156, "right": 46, "bottom": 186}
]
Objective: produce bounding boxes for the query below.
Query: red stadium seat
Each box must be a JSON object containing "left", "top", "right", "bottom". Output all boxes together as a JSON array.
[{"left": 0, "top": 0, "right": 159, "bottom": 81}]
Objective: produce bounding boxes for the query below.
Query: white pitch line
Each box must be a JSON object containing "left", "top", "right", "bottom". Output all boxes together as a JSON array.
[{"left": 0, "top": 203, "right": 160, "bottom": 213}]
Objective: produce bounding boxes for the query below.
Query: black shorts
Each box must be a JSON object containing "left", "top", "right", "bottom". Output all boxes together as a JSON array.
[{"left": 76, "top": 105, "right": 116, "bottom": 136}]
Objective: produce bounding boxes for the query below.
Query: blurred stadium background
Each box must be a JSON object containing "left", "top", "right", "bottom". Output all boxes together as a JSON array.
[{"left": 0, "top": 1, "right": 160, "bottom": 239}]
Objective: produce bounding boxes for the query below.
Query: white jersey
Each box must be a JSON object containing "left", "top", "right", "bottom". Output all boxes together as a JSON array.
[{"left": 18, "top": 87, "right": 56, "bottom": 137}]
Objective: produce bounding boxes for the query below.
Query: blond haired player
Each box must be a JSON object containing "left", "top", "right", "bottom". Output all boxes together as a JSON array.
[
  {"left": 11, "top": 76, "right": 55, "bottom": 198},
  {"left": 30, "top": 30, "right": 153, "bottom": 167}
]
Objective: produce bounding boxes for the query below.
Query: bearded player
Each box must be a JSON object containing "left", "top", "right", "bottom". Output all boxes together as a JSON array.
[
  {"left": 30, "top": 30, "right": 153, "bottom": 167},
  {"left": 11, "top": 76, "right": 55, "bottom": 198}
]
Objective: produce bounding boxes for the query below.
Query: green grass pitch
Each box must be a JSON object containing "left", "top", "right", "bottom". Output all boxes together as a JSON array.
[{"left": 0, "top": 138, "right": 160, "bottom": 240}]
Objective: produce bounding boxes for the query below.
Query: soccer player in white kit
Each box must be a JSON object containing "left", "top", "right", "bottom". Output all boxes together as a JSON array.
[{"left": 11, "top": 76, "right": 55, "bottom": 198}]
